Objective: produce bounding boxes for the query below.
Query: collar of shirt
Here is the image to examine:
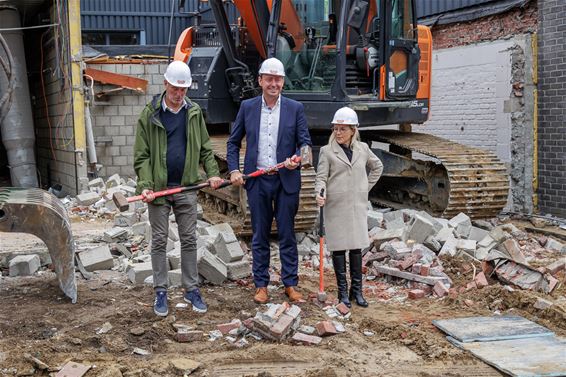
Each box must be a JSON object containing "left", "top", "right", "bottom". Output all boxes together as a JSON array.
[
  {"left": 162, "top": 97, "right": 189, "bottom": 114},
  {"left": 261, "top": 95, "right": 281, "bottom": 110}
]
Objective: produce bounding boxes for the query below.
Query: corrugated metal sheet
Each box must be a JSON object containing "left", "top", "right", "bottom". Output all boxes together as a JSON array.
[
  {"left": 416, "top": 0, "right": 497, "bottom": 18},
  {"left": 80, "top": 0, "right": 238, "bottom": 45}
]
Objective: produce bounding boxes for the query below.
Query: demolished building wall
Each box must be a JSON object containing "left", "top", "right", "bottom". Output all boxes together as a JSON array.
[
  {"left": 86, "top": 61, "right": 168, "bottom": 179},
  {"left": 421, "top": 1, "right": 537, "bottom": 213}
]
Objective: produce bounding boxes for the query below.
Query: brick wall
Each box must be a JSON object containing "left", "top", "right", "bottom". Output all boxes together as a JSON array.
[
  {"left": 431, "top": 1, "right": 538, "bottom": 49},
  {"left": 87, "top": 62, "right": 168, "bottom": 179},
  {"left": 29, "top": 4, "right": 78, "bottom": 194},
  {"left": 537, "top": 0, "right": 566, "bottom": 217}
]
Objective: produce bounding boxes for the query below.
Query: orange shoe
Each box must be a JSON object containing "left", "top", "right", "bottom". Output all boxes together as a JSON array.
[
  {"left": 254, "top": 287, "right": 269, "bottom": 304},
  {"left": 284, "top": 286, "right": 303, "bottom": 302}
]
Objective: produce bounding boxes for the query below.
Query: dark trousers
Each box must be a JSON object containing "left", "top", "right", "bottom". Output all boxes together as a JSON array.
[{"left": 247, "top": 175, "right": 300, "bottom": 287}]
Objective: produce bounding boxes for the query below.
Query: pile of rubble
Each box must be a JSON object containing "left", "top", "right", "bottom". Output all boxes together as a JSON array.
[
  {"left": 5, "top": 174, "right": 252, "bottom": 285},
  {"left": 173, "top": 301, "right": 349, "bottom": 347},
  {"left": 362, "top": 209, "right": 564, "bottom": 299}
]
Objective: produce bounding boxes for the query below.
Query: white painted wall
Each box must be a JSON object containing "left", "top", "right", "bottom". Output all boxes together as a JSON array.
[{"left": 417, "top": 38, "right": 527, "bottom": 163}]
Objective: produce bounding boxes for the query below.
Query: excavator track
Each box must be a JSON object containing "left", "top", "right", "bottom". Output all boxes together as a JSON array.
[
  {"left": 363, "top": 130, "right": 509, "bottom": 219},
  {"left": 199, "top": 135, "right": 318, "bottom": 236}
]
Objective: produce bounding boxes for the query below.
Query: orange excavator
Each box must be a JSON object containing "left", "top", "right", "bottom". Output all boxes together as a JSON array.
[{"left": 175, "top": 0, "right": 509, "bottom": 234}]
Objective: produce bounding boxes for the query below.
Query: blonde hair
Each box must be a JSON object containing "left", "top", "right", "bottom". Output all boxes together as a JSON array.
[{"left": 328, "top": 125, "right": 360, "bottom": 148}]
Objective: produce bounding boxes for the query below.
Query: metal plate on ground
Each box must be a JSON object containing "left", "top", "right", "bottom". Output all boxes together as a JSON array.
[
  {"left": 448, "top": 336, "right": 566, "bottom": 377},
  {"left": 432, "top": 316, "right": 554, "bottom": 343}
]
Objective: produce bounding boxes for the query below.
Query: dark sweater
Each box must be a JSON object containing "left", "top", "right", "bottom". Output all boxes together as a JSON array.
[
  {"left": 160, "top": 106, "right": 188, "bottom": 187},
  {"left": 339, "top": 143, "right": 353, "bottom": 162}
]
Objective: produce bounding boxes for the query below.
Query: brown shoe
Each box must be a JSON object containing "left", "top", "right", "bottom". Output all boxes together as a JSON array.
[
  {"left": 254, "top": 287, "right": 269, "bottom": 304},
  {"left": 284, "top": 286, "right": 303, "bottom": 302}
]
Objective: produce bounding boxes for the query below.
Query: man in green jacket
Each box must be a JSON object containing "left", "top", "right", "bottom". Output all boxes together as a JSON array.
[{"left": 134, "top": 60, "right": 222, "bottom": 317}]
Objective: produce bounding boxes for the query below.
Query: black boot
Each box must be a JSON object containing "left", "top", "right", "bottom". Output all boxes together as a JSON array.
[
  {"left": 331, "top": 251, "right": 351, "bottom": 308},
  {"left": 349, "top": 249, "right": 368, "bottom": 307}
]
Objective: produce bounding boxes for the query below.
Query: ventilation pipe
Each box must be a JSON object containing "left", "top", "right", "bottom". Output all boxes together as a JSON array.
[{"left": 0, "top": 5, "right": 38, "bottom": 187}]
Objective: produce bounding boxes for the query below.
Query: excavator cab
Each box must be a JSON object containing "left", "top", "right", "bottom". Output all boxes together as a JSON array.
[{"left": 175, "top": 0, "right": 429, "bottom": 129}]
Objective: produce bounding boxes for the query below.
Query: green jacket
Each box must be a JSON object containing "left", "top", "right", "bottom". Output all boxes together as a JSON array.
[{"left": 133, "top": 92, "right": 220, "bottom": 205}]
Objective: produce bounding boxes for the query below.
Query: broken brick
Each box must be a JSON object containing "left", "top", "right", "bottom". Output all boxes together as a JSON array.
[
  {"left": 481, "top": 261, "right": 494, "bottom": 276},
  {"left": 315, "top": 321, "right": 338, "bottom": 337},
  {"left": 420, "top": 265, "right": 430, "bottom": 276},
  {"left": 335, "top": 302, "right": 350, "bottom": 316},
  {"left": 433, "top": 281, "right": 449, "bottom": 297},
  {"left": 291, "top": 332, "right": 322, "bottom": 345},
  {"left": 408, "top": 289, "right": 425, "bottom": 299},
  {"left": 474, "top": 272, "right": 489, "bottom": 288},
  {"left": 273, "top": 302, "right": 291, "bottom": 320},
  {"left": 534, "top": 297, "right": 553, "bottom": 310},
  {"left": 546, "top": 259, "right": 565, "bottom": 275},
  {"left": 466, "top": 281, "right": 478, "bottom": 291},
  {"left": 270, "top": 314, "right": 295, "bottom": 339},
  {"left": 217, "top": 320, "right": 242, "bottom": 335},
  {"left": 176, "top": 330, "right": 203, "bottom": 343}
]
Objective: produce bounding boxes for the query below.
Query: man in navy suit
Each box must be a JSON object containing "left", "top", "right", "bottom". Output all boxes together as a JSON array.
[{"left": 227, "top": 58, "right": 312, "bottom": 304}]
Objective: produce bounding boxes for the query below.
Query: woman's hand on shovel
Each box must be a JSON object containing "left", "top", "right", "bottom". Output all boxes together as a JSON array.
[{"left": 316, "top": 193, "right": 325, "bottom": 207}]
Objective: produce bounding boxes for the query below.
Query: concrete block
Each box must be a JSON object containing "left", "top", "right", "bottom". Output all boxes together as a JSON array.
[
  {"left": 131, "top": 221, "right": 150, "bottom": 237},
  {"left": 439, "top": 235, "right": 458, "bottom": 257},
  {"left": 469, "top": 226, "right": 489, "bottom": 242},
  {"left": 9, "top": 254, "right": 41, "bottom": 277},
  {"left": 200, "top": 223, "right": 234, "bottom": 238},
  {"left": 226, "top": 257, "right": 251, "bottom": 280},
  {"left": 546, "top": 259, "right": 565, "bottom": 275},
  {"left": 403, "top": 214, "right": 436, "bottom": 243},
  {"left": 103, "top": 227, "right": 128, "bottom": 243},
  {"left": 534, "top": 297, "right": 553, "bottom": 310},
  {"left": 127, "top": 262, "right": 153, "bottom": 285},
  {"left": 168, "top": 269, "right": 182, "bottom": 287},
  {"left": 434, "top": 227, "right": 454, "bottom": 244},
  {"left": 166, "top": 238, "right": 176, "bottom": 253},
  {"left": 489, "top": 226, "right": 510, "bottom": 243},
  {"left": 78, "top": 245, "right": 114, "bottom": 272},
  {"left": 424, "top": 236, "right": 441, "bottom": 252},
  {"left": 370, "top": 227, "right": 404, "bottom": 248},
  {"left": 472, "top": 219, "right": 494, "bottom": 231},
  {"left": 77, "top": 192, "right": 102, "bottom": 206},
  {"left": 213, "top": 233, "right": 244, "bottom": 263},
  {"left": 198, "top": 249, "right": 227, "bottom": 285},
  {"left": 106, "top": 173, "right": 121, "bottom": 188},
  {"left": 448, "top": 213, "right": 472, "bottom": 238},
  {"left": 168, "top": 249, "right": 181, "bottom": 270},
  {"left": 197, "top": 235, "right": 215, "bottom": 250},
  {"left": 456, "top": 239, "right": 477, "bottom": 254},
  {"left": 546, "top": 238, "right": 565, "bottom": 253},
  {"left": 88, "top": 177, "right": 105, "bottom": 190},
  {"left": 383, "top": 210, "right": 404, "bottom": 226},
  {"left": 197, "top": 203, "right": 203, "bottom": 220},
  {"left": 416, "top": 211, "right": 443, "bottom": 233},
  {"left": 367, "top": 210, "right": 384, "bottom": 229},
  {"left": 114, "top": 211, "right": 137, "bottom": 227},
  {"left": 119, "top": 184, "right": 136, "bottom": 197},
  {"left": 382, "top": 241, "right": 412, "bottom": 260}
]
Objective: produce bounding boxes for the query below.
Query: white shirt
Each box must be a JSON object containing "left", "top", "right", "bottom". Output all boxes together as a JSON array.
[
  {"left": 162, "top": 97, "right": 188, "bottom": 114},
  {"left": 257, "top": 95, "right": 281, "bottom": 169}
]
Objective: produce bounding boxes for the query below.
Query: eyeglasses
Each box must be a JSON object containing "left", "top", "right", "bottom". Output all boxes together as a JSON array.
[{"left": 332, "top": 126, "right": 353, "bottom": 133}]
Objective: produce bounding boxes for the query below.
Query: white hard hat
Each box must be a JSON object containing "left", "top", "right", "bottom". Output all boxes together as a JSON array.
[
  {"left": 331, "top": 107, "right": 359, "bottom": 126},
  {"left": 164, "top": 60, "right": 192, "bottom": 88},
  {"left": 258, "top": 57, "right": 285, "bottom": 77}
]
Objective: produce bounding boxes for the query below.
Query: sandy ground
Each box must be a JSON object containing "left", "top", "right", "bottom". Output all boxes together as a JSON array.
[{"left": 1, "top": 219, "right": 565, "bottom": 376}]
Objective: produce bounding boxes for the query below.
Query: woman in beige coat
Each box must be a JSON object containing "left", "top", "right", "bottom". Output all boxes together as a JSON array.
[{"left": 315, "top": 107, "right": 383, "bottom": 307}]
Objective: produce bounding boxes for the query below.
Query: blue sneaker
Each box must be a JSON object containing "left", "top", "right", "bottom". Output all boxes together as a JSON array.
[
  {"left": 184, "top": 288, "right": 208, "bottom": 313},
  {"left": 153, "top": 291, "right": 168, "bottom": 317}
]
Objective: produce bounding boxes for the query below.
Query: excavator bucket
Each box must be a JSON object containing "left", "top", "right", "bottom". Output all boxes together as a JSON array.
[{"left": 0, "top": 188, "right": 77, "bottom": 303}]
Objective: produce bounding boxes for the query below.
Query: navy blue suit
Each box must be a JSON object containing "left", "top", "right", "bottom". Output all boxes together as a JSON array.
[{"left": 227, "top": 95, "right": 312, "bottom": 287}]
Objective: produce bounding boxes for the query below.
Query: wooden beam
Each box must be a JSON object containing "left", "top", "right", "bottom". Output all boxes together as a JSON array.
[{"left": 85, "top": 67, "right": 148, "bottom": 93}]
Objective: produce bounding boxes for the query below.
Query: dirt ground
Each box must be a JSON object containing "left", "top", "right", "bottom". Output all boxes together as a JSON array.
[{"left": 1, "top": 218, "right": 565, "bottom": 377}]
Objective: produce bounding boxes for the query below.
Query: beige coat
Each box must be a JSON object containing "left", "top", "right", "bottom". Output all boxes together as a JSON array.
[{"left": 315, "top": 139, "right": 383, "bottom": 252}]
